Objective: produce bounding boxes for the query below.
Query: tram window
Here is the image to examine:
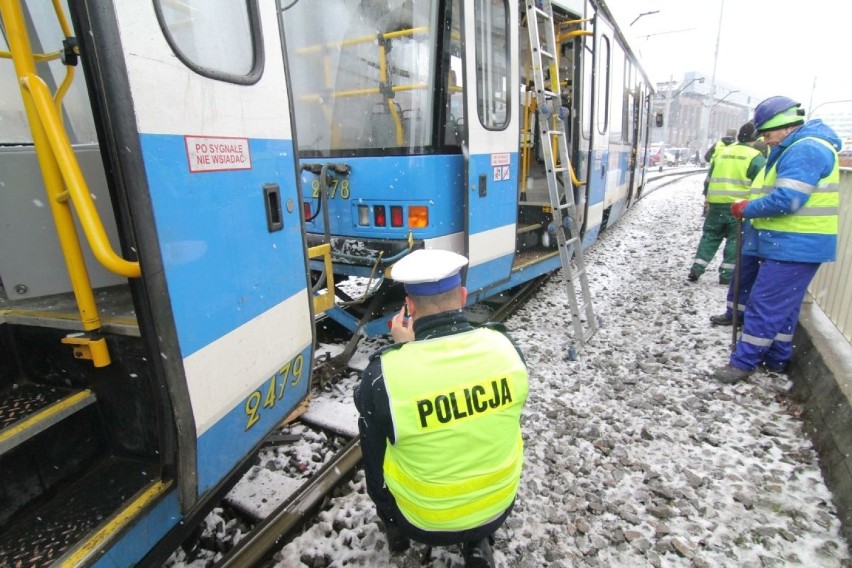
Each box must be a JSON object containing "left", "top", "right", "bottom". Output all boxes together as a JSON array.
[
  {"left": 474, "top": 0, "right": 509, "bottom": 130},
  {"left": 156, "top": 0, "right": 259, "bottom": 82},
  {"left": 625, "top": 63, "right": 634, "bottom": 141},
  {"left": 581, "top": 42, "right": 593, "bottom": 139},
  {"left": 280, "top": 0, "right": 439, "bottom": 154},
  {"left": 609, "top": 45, "right": 624, "bottom": 143},
  {"left": 1, "top": 26, "right": 32, "bottom": 143},
  {"left": 596, "top": 35, "right": 610, "bottom": 135},
  {"left": 0, "top": 1, "right": 97, "bottom": 144},
  {"left": 444, "top": 0, "right": 464, "bottom": 147}
]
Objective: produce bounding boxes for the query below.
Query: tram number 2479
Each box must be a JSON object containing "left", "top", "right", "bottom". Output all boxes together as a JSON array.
[{"left": 244, "top": 354, "right": 305, "bottom": 430}]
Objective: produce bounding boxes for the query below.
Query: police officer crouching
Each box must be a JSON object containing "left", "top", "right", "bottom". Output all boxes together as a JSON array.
[{"left": 354, "top": 249, "right": 529, "bottom": 567}]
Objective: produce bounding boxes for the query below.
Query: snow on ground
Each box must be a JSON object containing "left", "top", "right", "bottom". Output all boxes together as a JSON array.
[{"left": 191, "top": 176, "right": 852, "bottom": 567}]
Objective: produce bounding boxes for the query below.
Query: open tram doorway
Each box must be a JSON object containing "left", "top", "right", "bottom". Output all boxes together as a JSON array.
[{"left": 513, "top": 2, "right": 586, "bottom": 269}]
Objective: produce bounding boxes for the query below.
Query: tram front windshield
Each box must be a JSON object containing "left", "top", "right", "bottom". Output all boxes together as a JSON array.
[{"left": 280, "top": 0, "right": 456, "bottom": 157}]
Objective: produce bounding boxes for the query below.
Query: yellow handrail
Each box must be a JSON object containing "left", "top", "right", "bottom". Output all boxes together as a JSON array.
[
  {"left": 22, "top": 74, "right": 141, "bottom": 278},
  {"left": 0, "top": 48, "right": 61, "bottom": 61},
  {"left": 50, "top": 0, "right": 76, "bottom": 112},
  {"left": 298, "top": 82, "right": 429, "bottom": 103},
  {"left": 295, "top": 26, "right": 430, "bottom": 55}
]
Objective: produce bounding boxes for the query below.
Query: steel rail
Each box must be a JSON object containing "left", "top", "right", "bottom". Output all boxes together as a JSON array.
[{"left": 640, "top": 168, "right": 708, "bottom": 200}]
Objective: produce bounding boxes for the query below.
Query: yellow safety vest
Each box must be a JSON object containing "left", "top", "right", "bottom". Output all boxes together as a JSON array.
[
  {"left": 708, "top": 139, "right": 729, "bottom": 165},
  {"left": 381, "top": 327, "right": 528, "bottom": 531},
  {"left": 706, "top": 144, "right": 761, "bottom": 204},
  {"left": 751, "top": 137, "right": 839, "bottom": 235}
]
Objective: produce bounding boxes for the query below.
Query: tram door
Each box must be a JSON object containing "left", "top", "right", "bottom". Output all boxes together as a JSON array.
[
  {"left": 462, "top": 0, "right": 520, "bottom": 293},
  {"left": 76, "top": 1, "right": 314, "bottom": 502},
  {"left": 583, "top": 12, "right": 614, "bottom": 236}
]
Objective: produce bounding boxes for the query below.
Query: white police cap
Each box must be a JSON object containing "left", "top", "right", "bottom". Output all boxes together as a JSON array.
[{"left": 391, "top": 249, "right": 468, "bottom": 295}]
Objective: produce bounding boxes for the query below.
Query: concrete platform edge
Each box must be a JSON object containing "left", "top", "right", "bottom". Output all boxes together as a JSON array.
[{"left": 791, "top": 297, "right": 852, "bottom": 546}]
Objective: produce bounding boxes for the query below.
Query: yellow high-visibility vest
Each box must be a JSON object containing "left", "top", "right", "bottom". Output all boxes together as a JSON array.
[
  {"left": 381, "top": 327, "right": 528, "bottom": 531},
  {"left": 751, "top": 137, "right": 839, "bottom": 235},
  {"left": 706, "top": 143, "right": 762, "bottom": 204}
]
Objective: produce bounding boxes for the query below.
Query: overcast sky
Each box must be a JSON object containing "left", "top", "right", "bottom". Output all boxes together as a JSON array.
[{"left": 605, "top": 0, "right": 851, "bottom": 116}]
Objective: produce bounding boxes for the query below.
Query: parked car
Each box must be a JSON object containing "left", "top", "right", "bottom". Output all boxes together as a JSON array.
[
  {"left": 665, "top": 147, "right": 690, "bottom": 166},
  {"left": 647, "top": 144, "right": 666, "bottom": 167}
]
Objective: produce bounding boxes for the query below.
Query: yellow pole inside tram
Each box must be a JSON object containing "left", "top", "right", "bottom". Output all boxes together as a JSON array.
[{"left": 378, "top": 42, "right": 405, "bottom": 146}]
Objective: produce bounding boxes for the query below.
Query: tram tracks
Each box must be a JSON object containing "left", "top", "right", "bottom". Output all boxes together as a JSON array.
[
  {"left": 640, "top": 167, "right": 708, "bottom": 200},
  {"left": 167, "top": 170, "right": 703, "bottom": 565}
]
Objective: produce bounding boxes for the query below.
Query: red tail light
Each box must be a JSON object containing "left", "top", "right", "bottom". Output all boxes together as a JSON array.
[
  {"left": 374, "top": 205, "right": 386, "bottom": 227},
  {"left": 390, "top": 206, "right": 403, "bottom": 227}
]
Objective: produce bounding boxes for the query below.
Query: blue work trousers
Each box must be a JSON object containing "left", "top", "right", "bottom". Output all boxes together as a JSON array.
[
  {"left": 729, "top": 257, "right": 820, "bottom": 371},
  {"left": 722, "top": 253, "right": 761, "bottom": 320}
]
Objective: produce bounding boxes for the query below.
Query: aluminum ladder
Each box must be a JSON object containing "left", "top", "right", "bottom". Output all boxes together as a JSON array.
[{"left": 525, "top": 0, "right": 597, "bottom": 359}]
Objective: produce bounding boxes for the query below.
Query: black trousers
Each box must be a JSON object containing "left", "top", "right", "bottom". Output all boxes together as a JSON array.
[
  {"left": 377, "top": 491, "right": 513, "bottom": 547},
  {"left": 361, "top": 431, "right": 514, "bottom": 546}
]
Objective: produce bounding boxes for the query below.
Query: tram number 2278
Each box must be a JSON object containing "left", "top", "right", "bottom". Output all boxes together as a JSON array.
[
  {"left": 311, "top": 178, "right": 350, "bottom": 199},
  {"left": 244, "top": 354, "right": 305, "bottom": 430}
]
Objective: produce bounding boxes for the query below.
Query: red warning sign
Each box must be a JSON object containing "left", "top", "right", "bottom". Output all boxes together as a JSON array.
[{"left": 185, "top": 135, "right": 252, "bottom": 173}]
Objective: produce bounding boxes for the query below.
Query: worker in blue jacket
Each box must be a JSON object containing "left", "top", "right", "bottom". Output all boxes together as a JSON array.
[{"left": 712, "top": 96, "right": 841, "bottom": 384}]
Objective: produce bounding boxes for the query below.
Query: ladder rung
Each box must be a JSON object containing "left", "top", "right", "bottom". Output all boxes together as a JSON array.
[
  {"left": 539, "top": 48, "right": 554, "bottom": 59},
  {"left": 531, "top": 5, "right": 551, "bottom": 19},
  {"left": 553, "top": 166, "right": 569, "bottom": 173},
  {"left": 540, "top": 89, "right": 559, "bottom": 99},
  {"left": 545, "top": 130, "right": 565, "bottom": 136}
]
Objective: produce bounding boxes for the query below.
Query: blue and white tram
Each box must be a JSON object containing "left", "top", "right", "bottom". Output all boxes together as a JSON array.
[
  {"left": 0, "top": 1, "right": 320, "bottom": 564},
  {"left": 280, "top": 0, "right": 653, "bottom": 336}
]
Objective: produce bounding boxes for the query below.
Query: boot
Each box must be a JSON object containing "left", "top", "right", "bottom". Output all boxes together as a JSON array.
[
  {"left": 462, "top": 538, "right": 495, "bottom": 568},
  {"left": 687, "top": 270, "right": 700, "bottom": 282},
  {"left": 762, "top": 361, "right": 788, "bottom": 373},
  {"left": 709, "top": 312, "right": 743, "bottom": 327},
  {"left": 709, "top": 312, "right": 732, "bottom": 325},
  {"left": 713, "top": 364, "right": 751, "bottom": 384},
  {"left": 384, "top": 521, "right": 410, "bottom": 555}
]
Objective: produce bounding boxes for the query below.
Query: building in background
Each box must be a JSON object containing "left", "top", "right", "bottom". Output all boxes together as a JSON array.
[
  {"left": 810, "top": 103, "right": 852, "bottom": 167},
  {"left": 651, "top": 71, "right": 758, "bottom": 163}
]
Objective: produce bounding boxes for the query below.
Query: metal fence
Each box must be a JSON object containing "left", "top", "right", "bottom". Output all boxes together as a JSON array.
[{"left": 808, "top": 168, "right": 852, "bottom": 342}]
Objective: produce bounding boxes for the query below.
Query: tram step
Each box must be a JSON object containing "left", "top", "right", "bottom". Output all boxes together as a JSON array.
[
  {"left": 0, "top": 455, "right": 159, "bottom": 566},
  {"left": 517, "top": 222, "right": 544, "bottom": 234},
  {"left": 0, "top": 380, "right": 109, "bottom": 531},
  {"left": 0, "top": 382, "right": 96, "bottom": 456}
]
